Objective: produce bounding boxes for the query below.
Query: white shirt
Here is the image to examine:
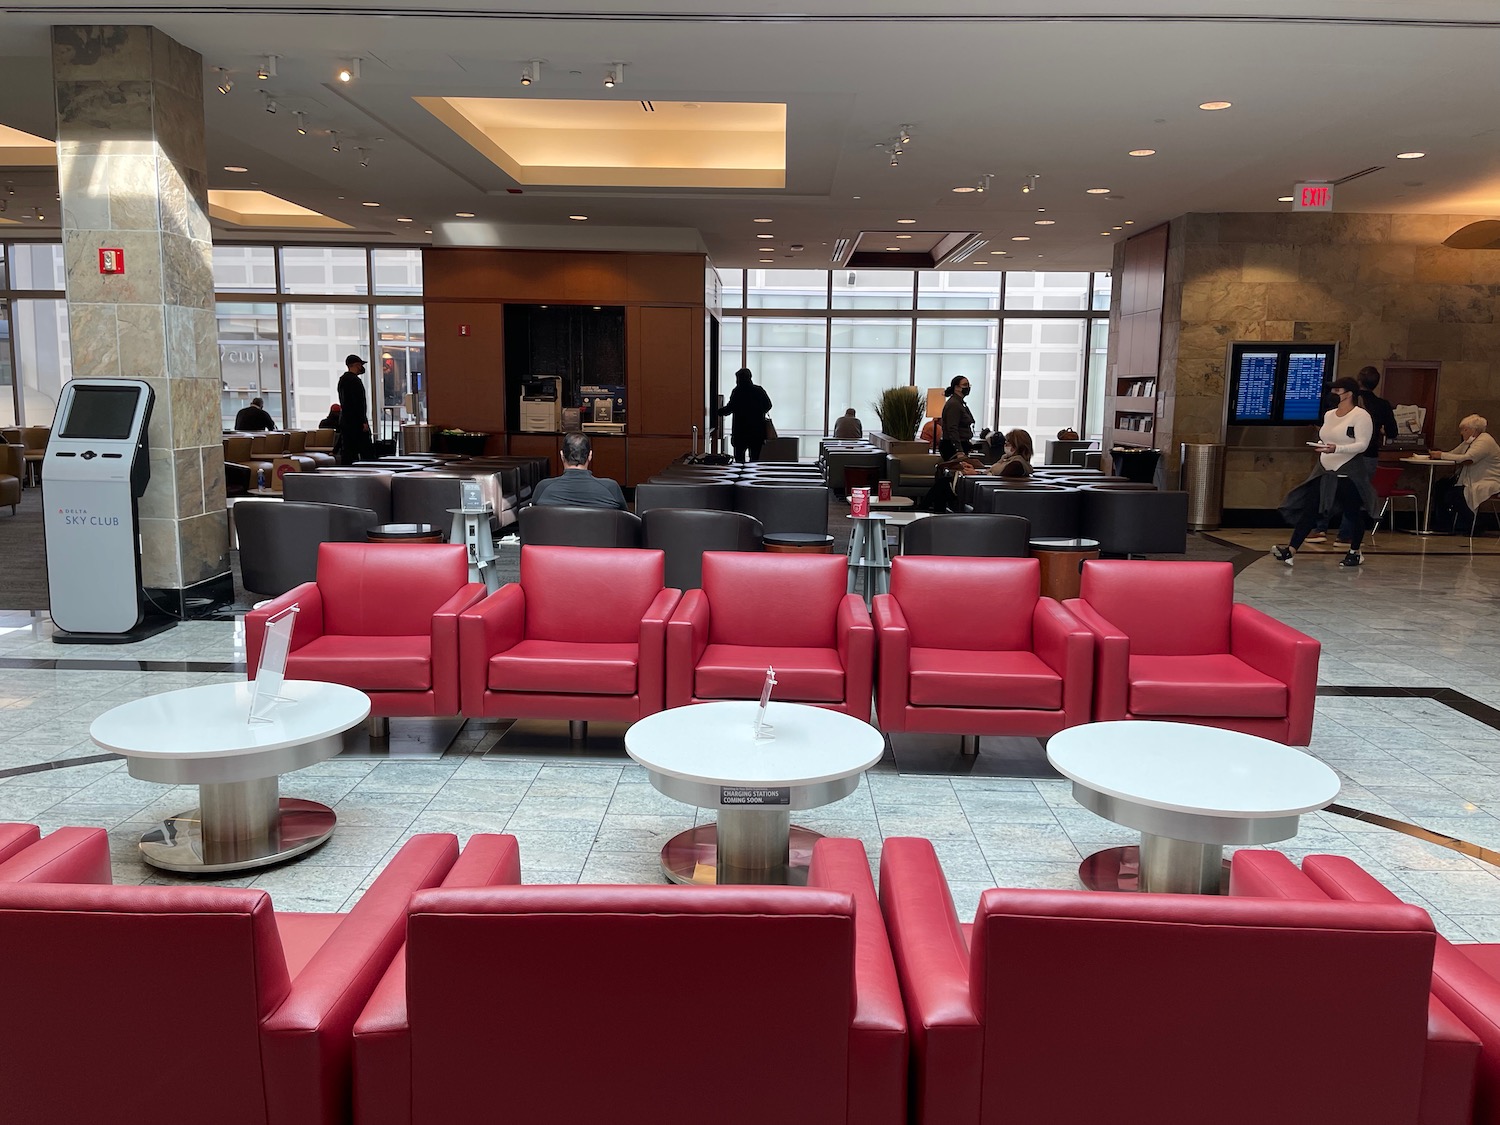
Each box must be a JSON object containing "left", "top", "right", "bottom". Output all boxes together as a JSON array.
[{"left": 1319, "top": 406, "right": 1371, "bottom": 471}]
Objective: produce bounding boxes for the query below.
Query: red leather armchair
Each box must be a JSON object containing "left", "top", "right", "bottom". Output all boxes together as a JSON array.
[
  {"left": 352, "top": 837, "right": 905, "bottom": 1125},
  {"left": 666, "top": 552, "right": 875, "bottom": 720},
  {"left": 459, "top": 545, "right": 681, "bottom": 722},
  {"left": 0, "top": 833, "right": 461, "bottom": 1125},
  {"left": 873, "top": 556, "right": 1092, "bottom": 737},
  {"left": 248, "top": 543, "right": 484, "bottom": 718},
  {"left": 1064, "top": 559, "right": 1320, "bottom": 745},
  {"left": 881, "top": 836, "right": 1443, "bottom": 1125},
  {"left": 0, "top": 826, "right": 110, "bottom": 883}
]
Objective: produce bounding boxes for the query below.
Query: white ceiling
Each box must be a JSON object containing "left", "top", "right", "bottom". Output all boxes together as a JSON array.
[{"left": 1, "top": 1, "right": 1498, "bottom": 268}]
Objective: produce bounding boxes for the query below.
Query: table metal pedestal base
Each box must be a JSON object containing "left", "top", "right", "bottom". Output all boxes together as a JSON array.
[
  {"left": 1078, "top": 838, "right": 1230, "bottom": 895},
  {"left": 139, "top": 784, "right": 336, "bottom": 874},
  {"left": 659, "top": 819, "right": 822, "bottom": 886}
]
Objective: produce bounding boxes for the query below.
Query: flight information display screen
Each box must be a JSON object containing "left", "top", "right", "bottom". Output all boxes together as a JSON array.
[
  {"left": 59, "top": 385, "right": 141, "bottom": 440},
  {"left": 1232, "top": 352, "right": 1277, "bottom": 422},
  {"left": 1227, "top": 343, "right": 1338, "bottom": 426},
  {"left": 1283, "top": 352, "right": 1330, "bottom": 421}
]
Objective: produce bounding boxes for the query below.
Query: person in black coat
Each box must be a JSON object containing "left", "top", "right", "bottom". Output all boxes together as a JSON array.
[
  {"left": 715, "top": 367, "right": 773, "bottom": 463},
  {"left": 336, "top": 355, "right": 372, "bottom": 465},
  {"left": 233, "top": 397, "right": 275, "bottom": 431}
]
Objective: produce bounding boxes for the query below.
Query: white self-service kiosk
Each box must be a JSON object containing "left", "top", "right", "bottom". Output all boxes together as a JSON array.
[{"left": 43, "top": 378, "right": 175, "bottom": 643}]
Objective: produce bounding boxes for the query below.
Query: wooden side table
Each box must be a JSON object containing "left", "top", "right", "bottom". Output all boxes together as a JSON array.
[
  {"left": 368, "top": 523, "right": 444, "bottom": 543},
  {"left": 763, "top": 532, "right": 835, "bottom": 554},
  {"left": 1030, "top": 536, "right": 1100, "bottom": 601}
]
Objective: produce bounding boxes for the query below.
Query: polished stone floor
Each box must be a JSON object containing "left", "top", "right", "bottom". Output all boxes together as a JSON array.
[{"left": 2, "top": 541, "right": 1499, "bottom": 940}]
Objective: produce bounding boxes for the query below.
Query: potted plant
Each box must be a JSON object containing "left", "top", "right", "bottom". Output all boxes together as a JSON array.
[{"left": 872, "top": 386, "right": 922, "bottom": 442}]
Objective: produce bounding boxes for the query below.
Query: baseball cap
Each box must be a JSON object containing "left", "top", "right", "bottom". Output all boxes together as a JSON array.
[{"left": 346, "top": 354, "right": 366, "bottom": 366}]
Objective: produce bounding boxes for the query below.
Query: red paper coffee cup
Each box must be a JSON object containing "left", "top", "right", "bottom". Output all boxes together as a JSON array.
[
  {"left": 851, "top": 488, "right": 870, "bottom": 517},
  {"left": 877, "top": 480, "right": 892, "bottom": 501}
]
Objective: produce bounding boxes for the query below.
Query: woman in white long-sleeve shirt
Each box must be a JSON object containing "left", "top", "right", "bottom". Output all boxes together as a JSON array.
[{"left": 1273, "top": 377, "right": 1376, "bottom": 568}]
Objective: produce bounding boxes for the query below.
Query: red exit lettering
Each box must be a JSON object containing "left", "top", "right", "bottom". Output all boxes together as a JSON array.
[{"left": 1301, "top": 186, "right": 1328, "bottom": 207}]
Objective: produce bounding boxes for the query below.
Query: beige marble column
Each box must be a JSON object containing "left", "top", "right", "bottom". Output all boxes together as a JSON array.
[{"left": 52, "top": 25, "right": 228, "bottom": 598}]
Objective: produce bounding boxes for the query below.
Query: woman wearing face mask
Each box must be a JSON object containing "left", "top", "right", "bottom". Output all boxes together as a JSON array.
[
  {"left": 1272, "top": 376, "right": 1376, "bottom": 568},
  {"left": 989, "top": 428, "right": 1034, "bottom": 479},
  {"left": 940, "top": 376, "right": 975, "bottom": 451}
]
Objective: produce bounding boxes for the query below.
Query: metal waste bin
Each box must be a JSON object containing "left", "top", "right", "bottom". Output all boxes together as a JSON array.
[
  {"left": 1180, "top": 442, "right": 1225, "bottom": 530},
  {"left": 401, "top": 424, "right": 434, "bottom": 454}
]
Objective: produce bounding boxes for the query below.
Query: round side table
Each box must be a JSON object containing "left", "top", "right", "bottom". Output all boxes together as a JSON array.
[
  {"left": 1029, "top": 537, "right": 1101, "bottom": 601},
  {"left": 368, "top": 522, "right": 444, "bottom": 543},
  {"left": 763, "top": 532, "right": 835, "bottom": 554}
]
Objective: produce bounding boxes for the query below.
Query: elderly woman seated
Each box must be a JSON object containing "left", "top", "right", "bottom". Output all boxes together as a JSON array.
[
  {"left": 1431, "top": 414, "right": 1500, "bottom": 534},
  {"left": 988, "top": 428, "right": 1034, "bottom": 479}
]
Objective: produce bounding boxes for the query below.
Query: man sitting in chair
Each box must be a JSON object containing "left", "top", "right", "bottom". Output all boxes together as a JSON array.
[{"left": 531, "top": 432, "right": 627, "bottom": 510}]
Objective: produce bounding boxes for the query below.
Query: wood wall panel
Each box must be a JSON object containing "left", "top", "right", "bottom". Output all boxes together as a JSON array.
[
  {"left": 587, "top": 434, "right": 628, "bottom": 484},
  {"left": 630, "top": 306, "right": 698, "bottom": 436},
  {"left": 506, "top": 433, "right": 561, "bottom": 468},
  {"left": 628, "top": 437, "right": 691, "bottom": 485},
  {"left": 627, "top": 254, "right": 706, "bottom": 304},
  {"left": 424, "top": 301, "right": 506, "bottom": 433}
]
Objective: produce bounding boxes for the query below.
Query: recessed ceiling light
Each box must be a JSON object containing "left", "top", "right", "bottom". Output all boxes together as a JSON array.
[
  {"left": 1278, "top": 195, "right": 1294, "bottom": 203},
  {"left": 1034, "top": 219, "right": 1056, "bottom": 225},
  {"left": 896, "top": 218, "right": 916, "bottom": 224},
  {"left": 455, "top": 211, "right": 475, "bottom": 218},
  {"left": 1128, "top": 149, "right": 1156, "bottom": 157},
  {"left": 1396, "top": 151, "right": 1425, "bottom": 159},
  {"left": 1100, "top": 232, "right": 1111, "bottom": 236},
  {"left": 756, "top": 233, "right": 774, "bottom": 238},
  {"left": 1199, "top": 100, "right": 1232, "bottom": 111},
  {"left": 1124, "top": 220, "right": 1135, "bottom": 225},
  {"left": 753, "top": 217, "right": 773, "bottom": 223},
  {"left": 224, "top": 165, "right": 248, "bottom": 173},
  {"left": 361, "top": 201, "right": 380, "bottom": 207},
  {"left": 885, "top": 247, "right": 900, "bottom": 251},
  {"left": 951, "top": 186, "right": 977, "bottom": 193},
  {"left": 397, "top": 217, "right": 414, "bottom": 223},
  {"left": 896, "top": 234, "right": 912, "bottom": 239},
  {"left": 1086, "top": 188, "right": 1110, "bottom": 195},
  {"left": 759, "top": 259, "right": 774, "bottom": 263},
  {"left": 424, "top": 229, "right": 433, "bottom": 234},
  {"left": 569, "top": 214, "right": 588, "bottom": 220},
  {"left": 1112, "top": 226, "right": 1123, "bottom": 230},
  {"left": 1011, "top": 236, "right": 1030, "bottom": 241}
]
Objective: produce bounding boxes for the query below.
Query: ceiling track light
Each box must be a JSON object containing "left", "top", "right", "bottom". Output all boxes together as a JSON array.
[
  {"left": 294, "top": 111, "right": 308, "bottom": 135},
  {"left": 520, "top": 60, "right": 540, "bottom": 87},
  {"left": 604, "top": 62, "right": 624, "bottom": 89},
  {"left": 975, "top": 174, "right": 992, "bottom": 194},
  {"left": 329, "top": 130, "right": 341, "bottom": 154},
  {"left": 1020, "top": 173, "right": 1040, "bottom": 194},
  {"left": 357, "top": 148, "right": 370, "bottom": 168},
  {"left": 898, "top": 125, "right": 912, "bottom": 145},
  {"left": 337, "top": 58, "right": 361, "bottom": 83},
  {"left": 214, "top": 68, "right": 233, "bottom": 95},
  {"left": 262, "top": 92, "right": 277, "bottom": 115},
  {"left": 256, "top": 55, "right": 277, "bottom": 81}
]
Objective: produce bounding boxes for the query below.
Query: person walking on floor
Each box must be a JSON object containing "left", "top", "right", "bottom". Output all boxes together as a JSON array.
[
  {"left": 940, "top": 376, "right": 975, "bottom": 451},
  {"left": 716, "top": 367, "right": 773, "bottom": 463},
  {"left": 336, "top": 354, "right": 372, "bottom": 466},
  {"left": 1272, "top": 377, "right": 1377, "bottom": 568},
  {"left": 1305, "top": 366, "right": 1397, "bottom": 544}
]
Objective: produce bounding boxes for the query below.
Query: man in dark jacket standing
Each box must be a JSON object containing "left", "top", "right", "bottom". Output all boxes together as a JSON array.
[
  {"left": 715, "top": 367, "right": 773, "bottom": 463},
  {"left": 337, "top": 355, "right": 371, "bottom": 465}
]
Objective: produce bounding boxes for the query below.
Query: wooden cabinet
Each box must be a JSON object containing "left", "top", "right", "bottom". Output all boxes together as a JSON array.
[
  {"left": 1380, "top": 361, "right": 1440, "bottom": 453},
  {"left": 1105, "top": 225, "right": 1167, "bottom": 449}
]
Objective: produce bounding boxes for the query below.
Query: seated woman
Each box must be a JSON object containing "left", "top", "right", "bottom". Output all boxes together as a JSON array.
[
  {"left": 918, "top": 438, "right": 984, "bottom": 512},
  {"left": 1432, "top": 414, "right": 1500, "bottom": 533},
  {"left": 989, "top": 428, "right": 1034, "bottom": 479}
]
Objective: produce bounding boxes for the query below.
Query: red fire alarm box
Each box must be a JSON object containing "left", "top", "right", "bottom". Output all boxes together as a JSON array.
[
  {"left": 459, "top": 324, "right": 471, "bottom": 337},
  {"left": 98, "top": 248, "right": 125, "bottom": 274}
]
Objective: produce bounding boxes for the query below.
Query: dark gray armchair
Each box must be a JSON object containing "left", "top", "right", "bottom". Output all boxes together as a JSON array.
[
  {"left": 1079, "top": 486, "right": 1189, "bottom": 555},
  {"left": 970, "top": 484, "right": 1081, "bottom": 539},
  {"left": 642, "top": 508, "right": 763, "bottom": 590},
  {"left": 235, "top": 501, "right": 378, "bottom": 596},
  {"left": 732, "top": 483, "right": 830, "bottom": 537},
  {"left": 635, "top": 481, "right": 736, "bottom": 514},
  {"left": 282, "top": 471, "right": 394, "bottom": 524},
  {"left": 902, "top": 513, "right": 1032, "bottom": 558},
  {"left": 519, "top": 505, "right": 642, "bottom": 547}
]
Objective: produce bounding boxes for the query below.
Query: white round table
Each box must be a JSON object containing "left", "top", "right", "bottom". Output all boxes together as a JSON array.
[
  {"left": 90, "top": 681, "right": 369, "bottom": 873},
  {"left": 1398, "top": 456, "right": 1457, "bottom": 536},
  {"left": 625, "top": 700, "right": 885, "bottom": 885},
  {"left": 1046, "top": 720, "right": 1340, "bottom": 894}
]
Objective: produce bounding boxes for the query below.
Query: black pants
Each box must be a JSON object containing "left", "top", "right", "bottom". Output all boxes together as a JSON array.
[
  {"left": 1434, "top": 477, "right": 1473, "bottom": 533},
  {"left": 337, "top": 429, "right": 370, "bottom": 465},
  {"left": 1291, "top": 475, "right": 1367, "bottom": 551},
  {"left": 919, "top": 468, "right": 964, "bottom": 513},
  {"left": 732, "top": 439, "right": 764, "bottom": 464}
]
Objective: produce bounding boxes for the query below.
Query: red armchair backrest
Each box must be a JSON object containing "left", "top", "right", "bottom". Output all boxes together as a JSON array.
[
  {"left": 890, "top": 556, "right": 1039, "bottom": 650},
  {"left": 1078, "top": 559, "right": 1233, "bottom": 655},
  {"left": 702, "top": 552, "right": 847, "bottom": 649},
  {"left": 0, "top": 883, "right": 291, "bottom": 1125},
  {"left": 968, "top": 887, "right": 1434, "bottom": 1125},
  {"left": 405, "top": 885, "right": 856, "bottom": 1125},
  {"left": 318, "top": 542, "right": 470, "bottom": 637},
  {"left": 520, "top": 545, "right": 666, "bottom": 643}
]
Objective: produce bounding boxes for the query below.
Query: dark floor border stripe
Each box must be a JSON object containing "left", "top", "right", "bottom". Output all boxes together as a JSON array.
[
  {"left": 1317, "top": 684, "right": 1500, "bottom": 732},
  {"left": 0, "top": 657, "right": 245, "bottom": 673},
  {"left": 0, "top": 752, "right": 121, "bottom": 781},
  {"left": 1324, "top": 803, "right": 1500, "bottom": 871}
]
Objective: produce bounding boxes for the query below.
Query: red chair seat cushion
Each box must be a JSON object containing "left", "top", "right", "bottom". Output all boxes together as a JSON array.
[
  {"left": 909, "top": 648, "right": 1063, "bottom": 710},
  {"left": 695, "top": 644, "right": 844, "bottom": 703},
  {"left": 288, "top": 635, "right": 432, "bottom": 691},
  {"left": 1128, "top": 654, "right": 1288, "bottom": 718},
  {"left": 488, "top": 640, "right": 639, "bottom": 695}
]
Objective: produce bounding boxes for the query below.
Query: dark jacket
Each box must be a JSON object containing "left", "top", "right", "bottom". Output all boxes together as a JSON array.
[
  {"left": 717, "top": 382, "right": 773, "bottom": 444},
  {"left": 1360, "top": 391, "right": 1398, "bottom": 458},
  {"left": 531, "top": 469, "right": 627, "bottom": 510},
  {"left": 336, "top": 371, "right": 369, "bottom": 433},
  {"left": 233, "top": 405, "right": 275, "bottom": 431}
]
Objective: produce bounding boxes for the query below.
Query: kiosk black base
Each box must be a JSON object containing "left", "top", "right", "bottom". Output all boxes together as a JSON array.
[{"left": 52, "top": 612, "right": 177, "bottom": 645}]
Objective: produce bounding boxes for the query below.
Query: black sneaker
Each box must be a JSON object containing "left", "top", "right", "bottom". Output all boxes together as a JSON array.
[
  {"left": 1271, "top": 545, "right": 1293, "bottom": 566},
  {"left": 1338, "top": 550, "right": 1363, "bottom": 568}
]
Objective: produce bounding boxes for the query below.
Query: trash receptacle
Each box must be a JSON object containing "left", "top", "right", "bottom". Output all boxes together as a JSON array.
[
  {"left": 1180, "top": 442, "right": 1225, "bottom": 530},
  {"left": 402, "top": 424, "right": 434, "bottom": 454},
  {"left": 1110, "top": 447, "right": 1161, "bottom": 484}
]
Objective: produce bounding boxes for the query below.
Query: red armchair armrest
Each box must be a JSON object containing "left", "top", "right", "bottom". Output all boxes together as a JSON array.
[
  {"left": 0, "top": 823, "right": 40, "bottom": 865},
  {"left": 247, "top": 582, "right": 325, "bottom": 675},
  {"left": 809, "top": 838, "right": 907, "bottom": 1125},
  {"left": 836, "top": 593, "right": 875, "bottom": 719},
  {"left": 0, "top": 827, "right": 109, "bottom": 884},
  {"left": 1231, "top": 602, "right": 1321, "bottom": 745},
  {"left": 666, "top": 588, "right": 710, "bottom": 709},
  {"left": 262, "top": 833, "right": 459, "bottom": 1125},
  {"left": 431, "top": 582, "right": 486, "bottom": 716},
  {"left": 354, "top": 835, "right": 520, "bottom": 1125},
  {"left": 879, "top": 837, "right": 983, "bottom": 1125},
  {"left": 1062, "top": 597, "right": 1128, "bottom": 721},
  {"left": 872, "top": 594, "right": 910, "bottom": 733},
  {"left": 639, "top": 587, "right": 683, "bottom": 716},
  {"left": 1031, "top": 598, "right": 1093, "bottom": 726},
  {"left": 458, "top": 585, "right": 526, "bottom": 714}
]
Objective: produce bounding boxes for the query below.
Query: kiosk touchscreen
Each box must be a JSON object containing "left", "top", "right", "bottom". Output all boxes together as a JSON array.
[{"left": 42, "top": 378, "right": 172, "bottom": 642}]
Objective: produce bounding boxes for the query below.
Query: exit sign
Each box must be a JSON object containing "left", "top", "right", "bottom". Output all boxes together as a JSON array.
[{"left": 1293, "top": 183, "right": 1333, "bottom": 211}]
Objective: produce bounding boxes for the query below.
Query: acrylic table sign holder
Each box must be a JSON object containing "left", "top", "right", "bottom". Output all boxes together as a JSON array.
[
  {"left": 248, "top": 604, "right": 299, "bottom": 724},
  {"left": 752, "top": 666, "right": 777, "bottom": 741}
]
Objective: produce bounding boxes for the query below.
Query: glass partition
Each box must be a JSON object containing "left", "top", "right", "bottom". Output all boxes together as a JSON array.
[
  {"left": 284, "top": 303, "right": 370, "bottom": 431},
  {"left": 218, "top": 302, "right": 283, "bottom": 428}
]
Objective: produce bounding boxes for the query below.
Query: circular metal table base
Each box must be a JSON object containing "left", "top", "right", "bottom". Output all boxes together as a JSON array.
[
  {"left": 659, "top": 824, "right": 823, "bottom": 886},
  {"left": 1078, "top": 845, "right": 1231, "bottom": 896},
  {"left": 139, "top": 798, "right": 337, "bottom": 873}
]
